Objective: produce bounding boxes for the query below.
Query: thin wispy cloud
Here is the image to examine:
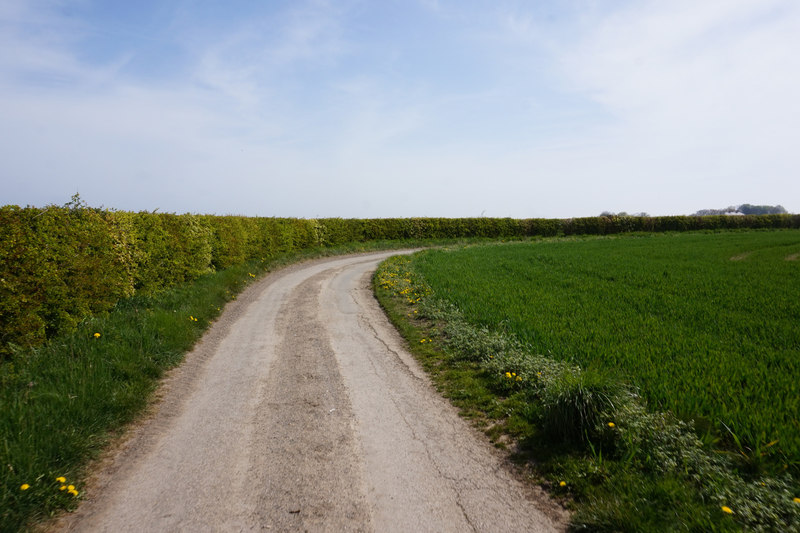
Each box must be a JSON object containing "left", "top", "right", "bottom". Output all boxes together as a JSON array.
[{"left": 1, "top": 0, "right": 797, "bottom": 217}]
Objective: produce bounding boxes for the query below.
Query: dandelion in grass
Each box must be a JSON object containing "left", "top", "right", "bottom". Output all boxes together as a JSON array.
[
  {"left": 68, "top": 485, "right": 75, "bottom": 491},
  {"left": 20, "top": 484, "right": 30, "bottom": 490},
  {"left": 721, "top": 506, "right": 733, "bottom": 514},
  {"left": 68, "top": 489, "right": 79, "bottom": 497},
  {"left": 505, "top": 372, "right": 512, "bottom": 379},
  {"left": 56, "top": 476, "right": 66, "bottom": 483},
  {"left": 608, "top": 422, "right": 616, "bottom": 428},
  {"left": 93, "top": 333, "right": 101, "bottom": 338},
  {"left": 559, "top": 481, "right": 566, "bottom": 487},
  {"left": 59, "top": 485, "right": 67, "bottom": 491},
  {"left": 794, "top": 497, "right": 800, "bottom": 504}
]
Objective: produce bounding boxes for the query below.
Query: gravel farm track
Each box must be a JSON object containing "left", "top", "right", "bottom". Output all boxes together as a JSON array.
[{"left": 52, "top": 251, "right": 566, "bottom": 532}]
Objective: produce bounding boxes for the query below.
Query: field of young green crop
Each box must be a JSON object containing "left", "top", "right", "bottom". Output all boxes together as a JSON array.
[{"left": 412, "top": 230, "right": 800, "bottom": 465}]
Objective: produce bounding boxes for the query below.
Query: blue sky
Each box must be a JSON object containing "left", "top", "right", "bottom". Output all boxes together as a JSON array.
[{"left": 1, "top": 0, "right": 798, "bottom": 218}]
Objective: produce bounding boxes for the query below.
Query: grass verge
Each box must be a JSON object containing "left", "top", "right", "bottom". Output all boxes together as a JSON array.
[{"left": 373, "top": 251, "right": 800, "bottom": 532}]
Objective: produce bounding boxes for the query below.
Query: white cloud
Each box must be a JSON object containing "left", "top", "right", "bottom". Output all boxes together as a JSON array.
[
  {"left": 561, "top": 1, "right": 800, "bottom": 131},
  {"left": 528, "top": 0, "right": 800, "bottom": 212},
  {"left": 1, "top": 0, "right": 798, "bottom": 217}
]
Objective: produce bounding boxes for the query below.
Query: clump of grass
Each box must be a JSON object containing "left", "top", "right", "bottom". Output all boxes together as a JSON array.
[{"left": 539, "top": 368, "right": 628, "bottom": 445}]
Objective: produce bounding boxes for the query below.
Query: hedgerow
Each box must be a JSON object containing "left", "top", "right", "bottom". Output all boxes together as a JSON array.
[{"left": 2, "top": 197, "right": 799, "bottom": 358}]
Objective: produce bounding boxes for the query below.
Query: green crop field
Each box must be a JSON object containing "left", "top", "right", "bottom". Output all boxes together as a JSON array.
[{"left": 412, "top": 230, "right": 800, "bottom": 463}]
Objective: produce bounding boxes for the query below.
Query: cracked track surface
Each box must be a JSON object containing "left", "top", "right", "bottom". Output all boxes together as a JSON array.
[{"left": 57, "top": 251, "right": 566, "bottom": 532}]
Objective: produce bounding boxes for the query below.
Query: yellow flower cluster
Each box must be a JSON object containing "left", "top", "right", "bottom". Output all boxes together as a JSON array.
[
  {"left": 375, "top": 259, "right": 432, "bottom": 305},
  {"left": 248, "top": 273, "right": 256, "bottom": 278},
  {"left": 19, "top": 476, "right": 79, "bottom": 497},
  {"left": 189, "top": 315, "right": 199, "bottom": 322},
  {"left": 504, "top": 371, "right": 522, "bottom": 382},
  {"left": 58, "top": 476, "right": 79, "bottom": 496},
  {"left": 93, "top": 332, "right": 101, "bottom": 339}
]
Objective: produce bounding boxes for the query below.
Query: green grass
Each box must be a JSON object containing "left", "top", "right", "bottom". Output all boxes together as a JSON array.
[
  {"left": 412, "top": 231, "right": 800, "bottom": 465},
  {"left": 0, "top": 262, "right": 255, "bottom": 531},
  {"left": 374, "top": 232, "right": 800, "bottom": 531}
]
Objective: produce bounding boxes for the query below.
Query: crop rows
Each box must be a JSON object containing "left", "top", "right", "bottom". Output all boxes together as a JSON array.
[{"left": 412, "top": 231, "right": 800, "bottom": 464}]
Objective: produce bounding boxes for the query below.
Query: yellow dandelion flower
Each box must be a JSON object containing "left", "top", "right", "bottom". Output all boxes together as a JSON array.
[
  {"left": 559, "top": 481, "right": 566, "bottom": 487},
  {"left": 505, "top": 372, "right": 512, "bottom": 379},
  {"left": 20, "top": 484, "right": 30, "bottom": 491},
  {"left": 608, "top": 422, "right": 616, "bottom": 428},
  {"left": 93, "top": 333, "right": 101, "bottom": 338},
  {"left": 515, "top": 376, "right": 522, "bottom": 382},
  {"left": 69, "top": 489, "right": 79, "bottom": 497},
  {"left": 60, "top": 485, "right": 67, "bottom": 491},
  {"left": 794, "top": 497, "right": 800, "bottom": 504},
  {"left": 420, "top": 339, "right": 426, "bottom": 343},
  {"left": 721, "top": 506, "right": 733, "bottom": 514},
  {"left": 68, "top": 485, "right": 75, "bottom": 491},
  {"left": 56, "top": 476, "right": 66, "bottom": 483}
]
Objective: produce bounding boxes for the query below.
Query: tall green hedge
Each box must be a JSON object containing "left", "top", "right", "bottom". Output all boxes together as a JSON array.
[{"left": 1, "top": 204, "right": 798, "bottom": 357}]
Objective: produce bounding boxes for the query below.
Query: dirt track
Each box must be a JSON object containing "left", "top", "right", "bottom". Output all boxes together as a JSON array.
[{"left": 57, "top": 251, "right": 566, "bottom": 532}]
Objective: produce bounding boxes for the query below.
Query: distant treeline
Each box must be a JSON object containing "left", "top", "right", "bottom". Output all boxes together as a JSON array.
[
  {"left": 2, "top": 202, "right": 799, "bottom": 356},
  {"left": 693, "top": 204, "right": 788, "bottom": 216}
]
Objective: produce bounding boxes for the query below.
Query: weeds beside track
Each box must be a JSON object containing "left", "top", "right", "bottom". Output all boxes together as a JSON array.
[{"left": 374, "top": 231, "right": 800, "bottom": 531}]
